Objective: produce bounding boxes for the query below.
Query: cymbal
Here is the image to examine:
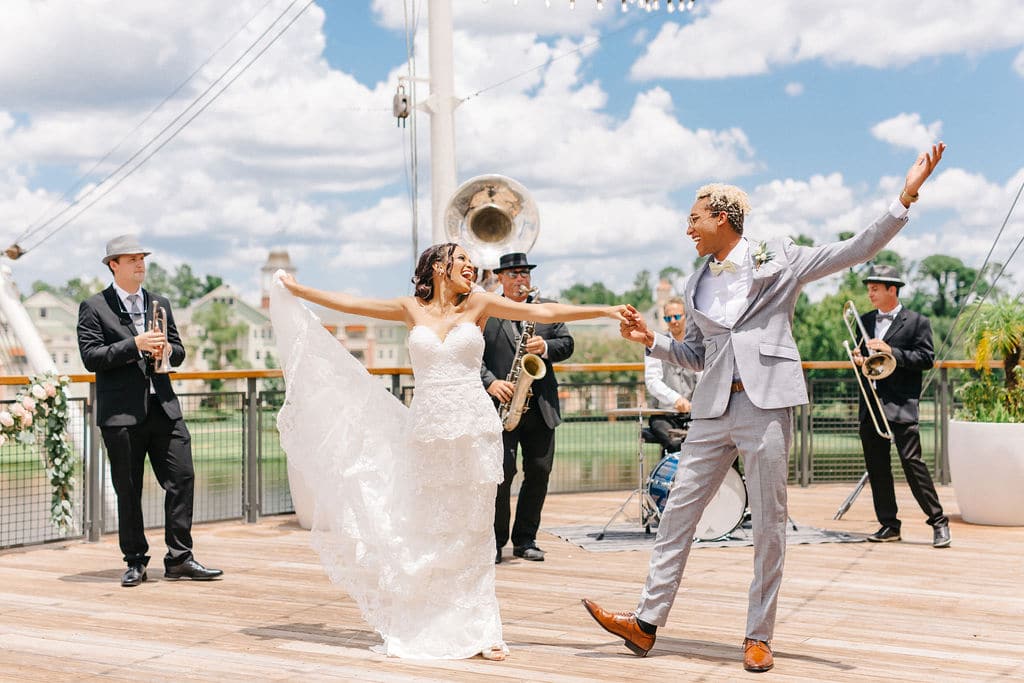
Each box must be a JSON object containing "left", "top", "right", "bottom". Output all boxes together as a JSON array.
[{"left": 607, "top": 408, "right": 687, "bottom": 418}]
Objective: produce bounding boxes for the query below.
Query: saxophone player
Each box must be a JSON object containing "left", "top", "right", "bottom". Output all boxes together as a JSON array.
[{"left": 482, "top": 252, "right": 575, "bottom": 565}]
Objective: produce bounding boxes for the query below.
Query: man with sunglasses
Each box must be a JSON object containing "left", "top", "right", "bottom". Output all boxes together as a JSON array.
[
  {"left": 482, "top": 252, "right": 574, "bottom": 565},
  {"left": 584, "top": 143, "right": 946, "bottom": 672},
  {"left": 645, "top": 297, "right": 698, "bottom": 454}
]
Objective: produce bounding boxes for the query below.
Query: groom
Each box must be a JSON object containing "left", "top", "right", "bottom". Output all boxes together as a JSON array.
[{"left": 583, "top": 143, "right": 945, "bottom": 672}]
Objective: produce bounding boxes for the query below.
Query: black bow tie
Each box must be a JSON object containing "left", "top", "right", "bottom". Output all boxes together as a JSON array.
[{"left": 877, "top": 313, "right": 895, "bottom": 322}]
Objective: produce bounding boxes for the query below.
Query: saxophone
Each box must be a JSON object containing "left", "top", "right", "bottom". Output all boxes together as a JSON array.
[{"left": 498, "top": 287, "right": 547, "bottom": 431}]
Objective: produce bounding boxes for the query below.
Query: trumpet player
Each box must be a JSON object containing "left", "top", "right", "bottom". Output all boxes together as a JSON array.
[
  {"left": 854, "top": 265, "right": 950, "bottom": 548},
  {"left": 77, "top": 235, "right": 222, "bottom": 587},
  {"left": 481, "top": 252, "right": 574, "bottom": 565}
]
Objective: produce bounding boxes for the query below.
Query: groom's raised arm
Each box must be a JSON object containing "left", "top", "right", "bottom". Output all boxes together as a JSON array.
[{"left": 792, "top": 143, "right": 946, "bottom": 285}]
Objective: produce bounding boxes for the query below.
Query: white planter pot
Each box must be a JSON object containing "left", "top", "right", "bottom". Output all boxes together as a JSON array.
[
  {"left": 286, "top": 461, "right": 314, "bottom": 530},
  {"left": 947, "top": 420, "right": 1024, "bottom": 526}
]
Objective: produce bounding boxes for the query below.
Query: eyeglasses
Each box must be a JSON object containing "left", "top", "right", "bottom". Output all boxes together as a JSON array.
[
  {"left": 662, "top": 314, "right": 683, "bottom": 322},
  {"left": 504, "top": 269, "right": 531, "bottom": 278},
  {"left": 687, "top": 211, "right": 720, "bottom": 228}
]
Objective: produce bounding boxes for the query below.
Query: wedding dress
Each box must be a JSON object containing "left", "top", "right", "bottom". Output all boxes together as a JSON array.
[{"left": 270, "top": 279, "right": 507, "bottom": 659}]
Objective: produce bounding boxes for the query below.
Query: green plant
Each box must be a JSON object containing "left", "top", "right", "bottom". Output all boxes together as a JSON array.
[
  {"left": 0, "top": 373, "right": 75, "bottom": 532},
  {"left": 955, "top": 297, "right": 1024, "bottom": 422}
]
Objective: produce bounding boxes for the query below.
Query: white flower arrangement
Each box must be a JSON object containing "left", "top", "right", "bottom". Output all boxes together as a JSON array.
[
  {"left": 753, "top": 241, "right": 775, "bottom": 270},
  {"left": 1, "top": 373, "right": 74, "bottom": 534}
]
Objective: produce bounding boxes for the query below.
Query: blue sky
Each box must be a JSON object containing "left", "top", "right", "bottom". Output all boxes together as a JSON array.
[{"left": 1, "top": 0, "right": 1023, "bottom": 305}]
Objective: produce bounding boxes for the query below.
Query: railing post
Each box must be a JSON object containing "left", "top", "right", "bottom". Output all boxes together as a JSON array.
[
  {"left": 939, "top": 366, "right": 951, "bottom": 485},
  {"left": 244, "top": 377, "right": 260, "bottom": 523},
  {"left": 86, "top": 383, "right": 103, "bottom": 542},
  {"left": 391, "top": 372, "right": 401, "bottom": 397},
  {"left": 800, "top": 371, "right": 812, "bottom": 487}
]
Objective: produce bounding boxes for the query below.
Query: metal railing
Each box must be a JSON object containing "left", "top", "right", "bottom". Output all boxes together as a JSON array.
[{"left": 0, "top": 363, "right": 991, "bottom": 550}]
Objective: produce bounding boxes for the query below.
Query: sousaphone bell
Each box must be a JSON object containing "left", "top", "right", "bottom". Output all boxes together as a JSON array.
[{"left": 443, "top": 174, "right": 538, "bottom": 270}]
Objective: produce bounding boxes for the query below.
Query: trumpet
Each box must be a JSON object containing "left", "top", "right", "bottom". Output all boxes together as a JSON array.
[
  {"left": 841, "top": 300, "right": 894, "bottom": 439},
  {"left": 149, "top": 301, "right": 172, "bottom": 374}
]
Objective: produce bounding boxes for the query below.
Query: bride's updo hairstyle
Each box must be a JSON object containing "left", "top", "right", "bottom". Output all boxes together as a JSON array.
[{"left": 411, "top": 242, "right": 458, "bottom": 302}]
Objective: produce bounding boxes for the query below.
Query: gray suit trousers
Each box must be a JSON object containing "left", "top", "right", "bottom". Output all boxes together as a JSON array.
[{"left": 635, "top": 391, "right": 792, "bottom": 641}]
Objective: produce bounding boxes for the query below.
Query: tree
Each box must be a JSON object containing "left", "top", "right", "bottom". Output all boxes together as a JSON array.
[
  {"left": 171, "top": 264, "right": 209, "bottom": 308},
  {"left": 560, "top": 281, "right": 618, "bottom": 305},
  {"left": 145, "top": 262, "right": 173, "bottom": 298},
  {"left": 192, "top": 302, "right": 249, "bottom": 391},
  {"left": 792, "top": 234, "right": 815, "bottom": 247},
  {"left": 621, "top": 269, "right": 654, "bottom": 312}
]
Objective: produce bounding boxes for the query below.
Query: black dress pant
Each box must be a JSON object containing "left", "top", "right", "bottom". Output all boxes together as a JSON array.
[
  {"left": 494, "top": 407, "right": 555, "bottom": 549},
  {"left": 101, "top": 396, "right": 195, "bottom": 567},
  {"left": 860, "top": 420, "right": 947, "bottom": 530}
]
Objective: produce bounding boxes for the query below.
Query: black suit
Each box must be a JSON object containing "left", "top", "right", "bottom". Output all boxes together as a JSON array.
[
  {"left": 481, "top": 300, "right": 573, "bottom": 550},
  {"left": 77, "top": 286, "right": 195, "bottom": 568},
  {"left": 857, "top": 307, "right": 947, "bottom": 530}
]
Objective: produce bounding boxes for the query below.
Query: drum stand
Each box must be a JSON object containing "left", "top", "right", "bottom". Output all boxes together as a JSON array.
[{"left": 596, "top": 408, "right": 662, "bottom": 540}]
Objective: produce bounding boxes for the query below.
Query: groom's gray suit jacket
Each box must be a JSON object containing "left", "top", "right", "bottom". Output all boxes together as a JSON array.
[{"left": 649, "top": 209, "right": 909, "bottom": 418}]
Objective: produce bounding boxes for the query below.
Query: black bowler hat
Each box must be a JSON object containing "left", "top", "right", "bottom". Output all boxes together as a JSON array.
[
  {"left": 862, "top": 264, "right": 905, "bottom": 288},
  {"left": 494, "top": 252, "right": 537, "bottom": 273}
]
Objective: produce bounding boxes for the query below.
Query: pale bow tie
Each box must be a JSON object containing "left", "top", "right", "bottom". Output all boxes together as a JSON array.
[{"left": 708, "top": 259, "right": 738, "bottom": 276}]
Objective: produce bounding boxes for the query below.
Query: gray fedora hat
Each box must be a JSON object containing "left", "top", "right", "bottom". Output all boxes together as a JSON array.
[
  {"left": 102, "top": 234, "right": 151, "bottom": 265},
  {"left": 862, "top": 264, "right": 905, "bottom": 288}
]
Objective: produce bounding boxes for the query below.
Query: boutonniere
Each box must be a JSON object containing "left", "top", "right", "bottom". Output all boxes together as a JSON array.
[{"left": 752, "top": 241, "right": 775, "bottom": 270}]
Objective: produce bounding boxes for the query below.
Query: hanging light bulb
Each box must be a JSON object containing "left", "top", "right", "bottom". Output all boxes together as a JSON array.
[
  {"left": 653, "top": 0, "right": 660, "bottom": 10},
  {"left": 569, "top": 0, "right": 575, "bottom": 9},
  {"left": 666, "top": 0, "right": 675, "bottom": 11},
  {"left": 621, "top": 0, "right": 628, "bottom": 11},
  {"left": 596, "top": 0, "right": 604, "bottom": 9},
  {"left": 687, "top": 0, "right": 695, "bottom": 8}
]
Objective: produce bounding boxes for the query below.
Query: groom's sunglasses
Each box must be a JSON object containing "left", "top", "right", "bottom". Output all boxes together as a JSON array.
[{"left": 662, "top": 314, "right": 684, "bottom": 322}]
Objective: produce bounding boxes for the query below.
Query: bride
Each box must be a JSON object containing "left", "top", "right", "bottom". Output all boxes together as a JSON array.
[{"left": 270, "top": 242, "right": 628, "bottom": 660}]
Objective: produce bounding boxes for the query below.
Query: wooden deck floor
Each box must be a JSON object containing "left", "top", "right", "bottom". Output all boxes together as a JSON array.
[{"left": 2, "top": 483, "right": 1022, "bottom": 682}]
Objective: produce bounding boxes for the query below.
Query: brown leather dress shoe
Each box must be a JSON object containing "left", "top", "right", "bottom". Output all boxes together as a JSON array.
[
  {"left": 743, "top": 638, "right": 774, "bottom": 672},
  {"left": 581, "top": 598, "right": 655, "bottom": 656}
]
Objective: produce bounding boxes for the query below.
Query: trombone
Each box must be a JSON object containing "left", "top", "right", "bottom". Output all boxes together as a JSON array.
[
  {"left": 834, "top": 300, "right": 896, "bottom": 520},
  {"left": 841, "top": 300, "right": 895, "bottom": 440}
]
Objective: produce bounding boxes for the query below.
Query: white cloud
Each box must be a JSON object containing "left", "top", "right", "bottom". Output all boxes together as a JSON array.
[
  {"left": 1015, "top": 48, "right": 1024, "bottom": 77},
  {"left": 784, "top": 82, "right": 803, "bottom": 97},
  {"left": 870, "top": 113, "right": 943, "bottom": 151},
  {"left": 371, "top": 0, "right": 612, "bottom": 36},
  {"left": 631, "top": 0, "right": 1024, "bottom": 80}
]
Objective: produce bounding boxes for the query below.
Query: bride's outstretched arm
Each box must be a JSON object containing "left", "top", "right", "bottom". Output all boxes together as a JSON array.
[
  {"left": 278, "top": 272, "right": 408, "bottom": 322},
  {"left": 475, "top": 292, "right": 631, "bottom": 324}
]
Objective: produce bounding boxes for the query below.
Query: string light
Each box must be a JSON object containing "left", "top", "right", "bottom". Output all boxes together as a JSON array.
[{"left": 521, "top": 0, "right": 700, "bottom": 12}]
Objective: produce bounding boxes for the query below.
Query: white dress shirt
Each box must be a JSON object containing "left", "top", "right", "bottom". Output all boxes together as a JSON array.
[
  {"left": 695, "top": 238, "right": 752, "bottom": 327},
  {"left": 874, "top": 303, "right": 902, "bottom": 339}
]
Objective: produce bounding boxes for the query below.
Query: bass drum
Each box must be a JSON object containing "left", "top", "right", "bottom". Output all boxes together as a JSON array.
[{"left": 648, "top": 453, "right": 747, "bottom": 541}]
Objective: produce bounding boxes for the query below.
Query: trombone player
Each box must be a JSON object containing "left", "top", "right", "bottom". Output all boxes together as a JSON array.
[{"left": 852, "top": 265, "right": 950, "bottom": 548}]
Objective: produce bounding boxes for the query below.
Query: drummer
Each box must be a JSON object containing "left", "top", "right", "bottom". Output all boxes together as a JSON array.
[{"left": 644, "top": 297, "right": 698, "bottom": 453}]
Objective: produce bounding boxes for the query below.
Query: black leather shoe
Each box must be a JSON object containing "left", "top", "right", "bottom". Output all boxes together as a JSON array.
[
  {"left": 933, "top": 524, "right": 951, "bottom": 548},
  {"left": 164, "top": 558, "right": 223, "bottom": 581},
  {"left": 121, "top": 564, "right": 147, "bottom": 587},
  {"left": 495, "top": 548, "right": 502, "bottom": 565},
  {"left": 513, "top": 544, "right": 545, "bottom": 561},
  {"left": 867, "top": 525, "right": 901, "bottom": 542}
]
